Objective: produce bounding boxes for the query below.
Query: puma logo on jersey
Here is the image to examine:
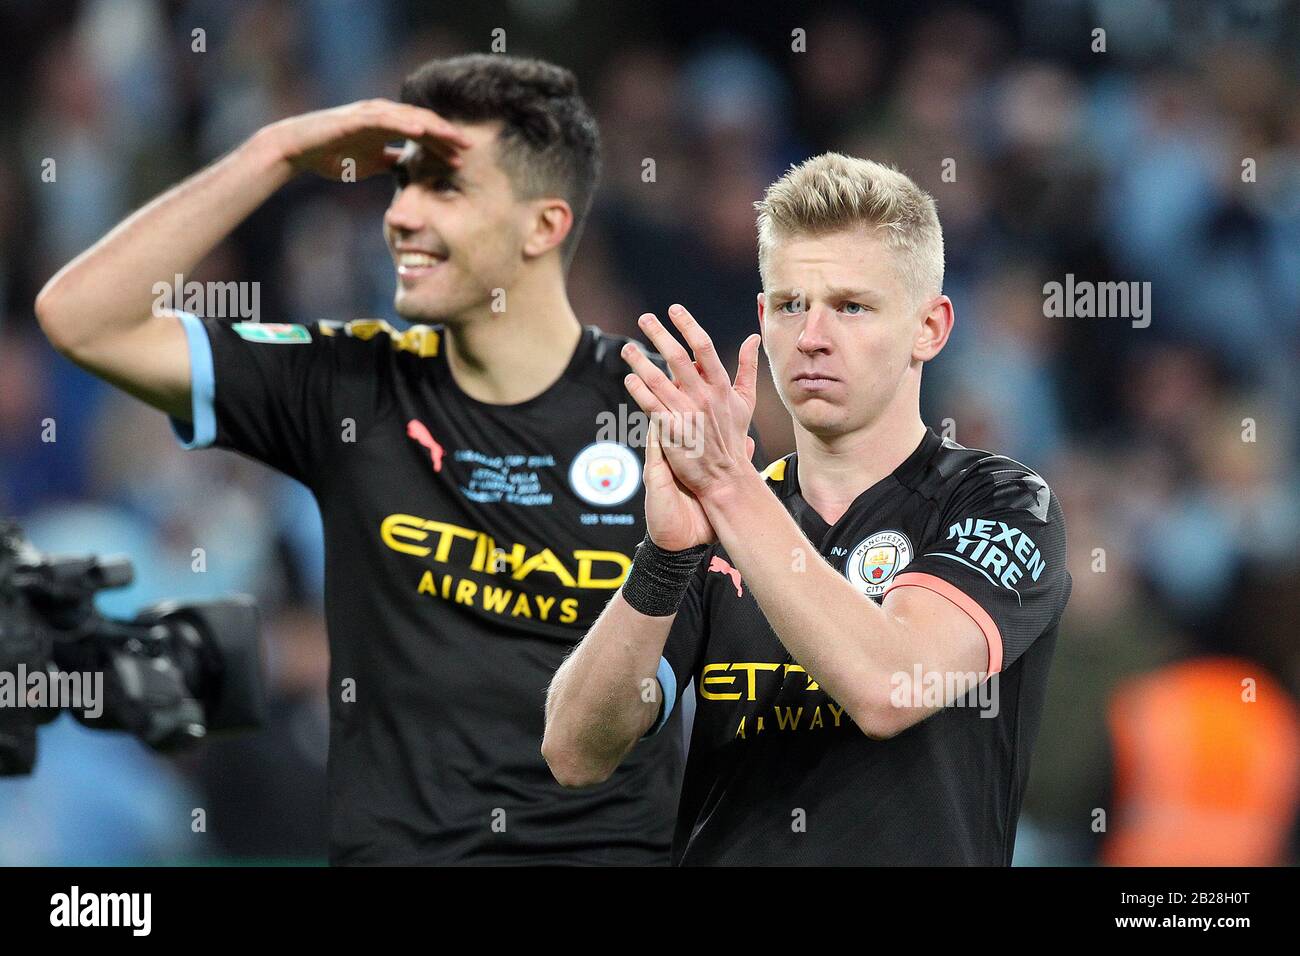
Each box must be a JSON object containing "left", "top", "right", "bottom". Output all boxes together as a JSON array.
[
  {"left": 407, "top": 419, "right": 445, "bottom": 472},
  {"left": 709, "top": 555, "right": 743, "bottom": 596}
]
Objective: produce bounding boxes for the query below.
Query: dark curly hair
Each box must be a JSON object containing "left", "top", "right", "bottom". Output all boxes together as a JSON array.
[{"left": 400, "top": 54, "right": 601, "bottom": 267}]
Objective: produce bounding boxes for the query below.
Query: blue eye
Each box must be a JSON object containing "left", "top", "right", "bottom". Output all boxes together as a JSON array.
[
  {"left": 842, "top": 302, "right": 865, "bottom": 315},
  {"left": 778, "top": 300, "right": 803, "bottom": 315}
]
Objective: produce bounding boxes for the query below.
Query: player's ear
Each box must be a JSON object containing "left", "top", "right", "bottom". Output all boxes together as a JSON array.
[
  {"left": 523, "top": 198, "right": 573, "bottom": 260},
  {"left": 756, "top": 291, "right": 767, "bottom": 329},
  {"left": 913, "top": 294, "right": 954, "bottom": 362}
]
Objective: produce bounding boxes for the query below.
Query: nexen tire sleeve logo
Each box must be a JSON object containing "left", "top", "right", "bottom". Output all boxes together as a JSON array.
[{"left": 845, "top": 530, "right": 913, "bottom": 596}]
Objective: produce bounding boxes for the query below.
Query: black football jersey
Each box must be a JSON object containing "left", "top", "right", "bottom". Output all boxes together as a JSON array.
[
  {"left": 653, "top": 427, "right": 1071, "bottom": 865},
  {"left": 169, "top": 311, "right": 745, "bottom": 865}
]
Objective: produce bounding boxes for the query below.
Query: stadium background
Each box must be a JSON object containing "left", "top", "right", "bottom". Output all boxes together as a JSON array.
[{"left": 1, "top": 0, "right": 1297, "bottom": 865}]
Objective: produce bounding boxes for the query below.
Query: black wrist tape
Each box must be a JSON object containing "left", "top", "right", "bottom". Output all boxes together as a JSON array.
[{"left": 621, "top": 535, "right": 709, "bottom": 617}]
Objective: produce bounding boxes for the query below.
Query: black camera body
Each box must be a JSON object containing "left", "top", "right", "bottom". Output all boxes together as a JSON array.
[{"left": 0, "top": 519, "right": 266, "bottom": 774}]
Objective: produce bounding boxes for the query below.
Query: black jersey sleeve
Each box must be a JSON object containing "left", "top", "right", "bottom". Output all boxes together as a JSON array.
[
  {"left": 884, "top": 457, "right": 1070, "bottom": 675},
  {"left": 643, "top": 551, "right": 711, "bottom": 737},
  {"left": 167, "top": 312, "right": 425, "bottom": 486}
]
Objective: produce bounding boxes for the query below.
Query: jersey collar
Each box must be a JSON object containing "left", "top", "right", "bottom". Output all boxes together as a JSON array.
[{"left": 769, "top": 427, "right": 942, "bottom": 543}]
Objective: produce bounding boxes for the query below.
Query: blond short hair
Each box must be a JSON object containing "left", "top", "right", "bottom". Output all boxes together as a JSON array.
[{"left": 755, "top": 153, "right": 944, "bottom": 305}]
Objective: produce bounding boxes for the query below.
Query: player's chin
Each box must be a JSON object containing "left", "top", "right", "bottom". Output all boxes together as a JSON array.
[
  {"left": 394, "top": 289, "right": 451, "bottom": 323},
  {"left": 792, "top": 400, "right": 854, "bottom": 435}
]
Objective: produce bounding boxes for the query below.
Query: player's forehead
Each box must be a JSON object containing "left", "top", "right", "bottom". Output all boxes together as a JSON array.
[
  {"left": 763, "top": 227, "right": 903, "bottom": 300},
  {"left": 397, "top": 120, "right": 509, "bottom": 184}
]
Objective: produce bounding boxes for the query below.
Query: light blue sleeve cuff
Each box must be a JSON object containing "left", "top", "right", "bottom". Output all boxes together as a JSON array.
[
  {"left": 643, "top": 655, "right": 678, "bottom": 738},
  {"left": 169, "top": 310, "right": 216, "bottom": 450}
]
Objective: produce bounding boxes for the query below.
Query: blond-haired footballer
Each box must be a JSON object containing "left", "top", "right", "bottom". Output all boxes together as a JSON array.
[{"left": 544, "top": 153, "right": 1070, "bottom": 865}]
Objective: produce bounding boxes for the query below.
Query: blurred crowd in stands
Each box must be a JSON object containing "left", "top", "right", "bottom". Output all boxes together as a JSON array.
[{"left": 0, "top": 0, "right": 1296, "bottom": 864}]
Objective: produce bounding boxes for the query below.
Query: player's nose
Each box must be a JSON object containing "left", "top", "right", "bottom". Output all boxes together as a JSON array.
[
  {"left": 796, "top": 305, "right": 834, "bottom": 353},
  {"left": 384, "top": 186, "right": 427, "bottom": 235}
]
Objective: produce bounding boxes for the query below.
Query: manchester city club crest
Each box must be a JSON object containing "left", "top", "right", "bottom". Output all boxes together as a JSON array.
[
  {"left": 845, "top": 530, "right": 913, "bottom": 596},
  {"left": 568, "top": 441, "right": 642, "bottom": 506}
]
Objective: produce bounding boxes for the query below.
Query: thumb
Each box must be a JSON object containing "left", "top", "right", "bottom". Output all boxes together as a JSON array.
[{"left": 745, "top": 435, "right": 755, "bottom": 462}]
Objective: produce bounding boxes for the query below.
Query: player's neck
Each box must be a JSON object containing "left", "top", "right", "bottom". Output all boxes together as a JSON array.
[
  {"left": 793, "top": 408, "right": 928, "bottom": 527},
  {"left": 441, "top": 272, "right": 583, "bottom": 406}
]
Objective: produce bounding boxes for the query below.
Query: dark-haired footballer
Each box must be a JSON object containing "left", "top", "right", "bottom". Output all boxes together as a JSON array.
[
  {"left": 35, "top": 55, "right": 760, "bottom": 865},
  {"left": 544, "top": 154, "right": 1070, "bottom": 865}
]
